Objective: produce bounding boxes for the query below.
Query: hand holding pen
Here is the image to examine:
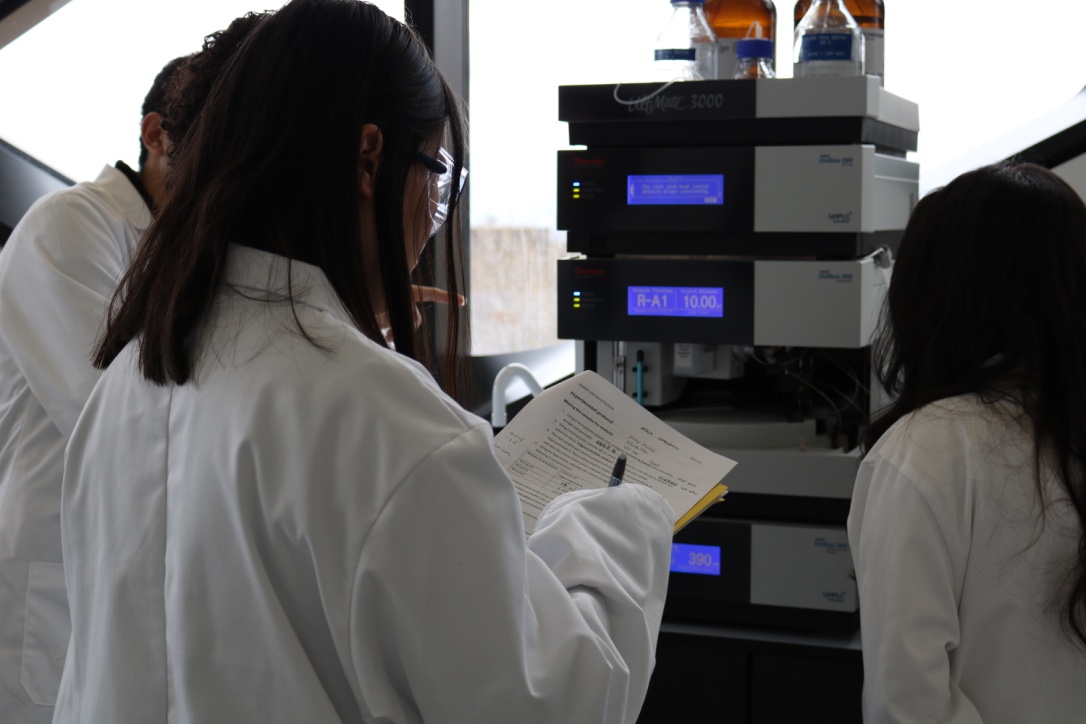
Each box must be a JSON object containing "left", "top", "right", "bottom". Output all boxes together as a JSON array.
[{"left": 608, "top": 453, "right": 627, "bottom": 487}]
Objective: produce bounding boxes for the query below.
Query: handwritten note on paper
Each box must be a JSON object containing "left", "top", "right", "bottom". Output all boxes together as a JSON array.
[{"left": 492, "top": 371, "right": 737, "bottom": 537}]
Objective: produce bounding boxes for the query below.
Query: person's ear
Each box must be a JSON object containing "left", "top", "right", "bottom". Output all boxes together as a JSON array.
[
  {"left": 359, "top": 124, "right": 384, "bottom": 200},
  {"left": 140, "top": 112, "right": 169, "bottom": 160}
]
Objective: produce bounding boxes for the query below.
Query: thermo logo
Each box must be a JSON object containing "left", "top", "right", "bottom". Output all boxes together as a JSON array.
[
  {"left": 574, "top": 158, "right": 606, "bottom": 168},
  {"left": 818, "top": 154, "right": 855, "bottom": 167},
  {"left": 574, "top": 267, "right": 606, "bottom": 277},
  {"left": 822, "top": 591, "right": 848, "bottom": 604},
  {"left": 818, "top": 270, "right": 854, "bottom": 283}
]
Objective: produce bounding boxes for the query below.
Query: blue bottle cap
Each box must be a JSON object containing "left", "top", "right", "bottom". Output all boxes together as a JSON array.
[{"left": 736, "top": 38, "right": 774, "bottom": 59}]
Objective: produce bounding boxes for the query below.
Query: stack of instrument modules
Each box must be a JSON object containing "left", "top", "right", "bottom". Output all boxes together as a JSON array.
[{"left": 557, "top": 75, "right": 918, "bottom": 632}]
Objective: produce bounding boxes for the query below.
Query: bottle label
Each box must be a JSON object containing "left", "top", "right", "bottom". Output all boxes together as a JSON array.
[
  {"left": 715, "top": 39, "right": 738, "bottom": 82},
  {"left": 655, "top": 48, "right": 697, "bottom": 62},
  {"left": 863, "top": 29, "right": 884, "bottom": 79},
  {"left": 800, "top": 33, "right": 853, "bottom": 62}
]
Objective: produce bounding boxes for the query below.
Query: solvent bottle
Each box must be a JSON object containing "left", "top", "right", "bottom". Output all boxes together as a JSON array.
[
  {"left": 793, "top": 0, "right": 864, "bottom": 78},
  {"left": 655, "top": 0, "right": 718, "bottom": 81},
  {"left": 704, "top": 0, "right": 776, "bottom": 82},
  {"left": 795, "top": 0, "right": 883, "bottom": 84},
  {"left": 734, "top": 37, "right": 776, "bottom": 79}
]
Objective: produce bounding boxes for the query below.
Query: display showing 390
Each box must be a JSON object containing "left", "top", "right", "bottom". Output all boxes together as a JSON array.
[{"left": 687, "top": 550, "right": 716, "bottom": 568}]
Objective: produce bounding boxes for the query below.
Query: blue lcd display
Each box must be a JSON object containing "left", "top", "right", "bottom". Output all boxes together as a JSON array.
[
  {"left": 628, "top": 286, "right": 724, "bottom": 318},
  {"left": 627, "top": 174, "right": 724, "bottom": 206},
  {"left": 670, "top": 543, "right": 721, "bottom": 576}
]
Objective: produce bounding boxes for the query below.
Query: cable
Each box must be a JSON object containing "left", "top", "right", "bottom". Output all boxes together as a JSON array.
[
  {"left": 612, "top": 81, "right": 679, "bottom": 107},
  {"left": 780, "top": 368, "right": 845, "bottom": 436},
  {"left": 816, "top": 378, "right": 868, "bottom": 416},
  {"left": 818, "top": 352, "right": 871, "bottom": 395}
]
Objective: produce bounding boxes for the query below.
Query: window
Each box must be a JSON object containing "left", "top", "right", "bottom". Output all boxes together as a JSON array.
[
  {"left": 467, "top": 0, "right": 674, "bottom": 355},
  {"left": 0, "top": 0, "right": 404, "bottom": 182}
]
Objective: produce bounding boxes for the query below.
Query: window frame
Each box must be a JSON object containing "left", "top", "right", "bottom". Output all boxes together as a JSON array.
[{"left": 406, "top": 0, "right": 575, "bottom": 417}]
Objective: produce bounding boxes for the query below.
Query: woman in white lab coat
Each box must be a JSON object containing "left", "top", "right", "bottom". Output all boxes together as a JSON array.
[
  {"left": 52, "top": 1, "right": 674, "bottom": 722},
  {"left": 848, "top": 161, "right": 1086, "bottom": 723}
]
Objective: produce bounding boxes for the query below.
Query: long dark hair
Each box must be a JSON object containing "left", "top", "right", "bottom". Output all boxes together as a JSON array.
[
  {"left": 95, "top": 0, "right": 468, "bottom": 396},
  {"left": 160, "top": 11, "right": 270, "bottom": 146},
  {"left": 863, "top": 161, "right": 1086, "bottom": 648}
]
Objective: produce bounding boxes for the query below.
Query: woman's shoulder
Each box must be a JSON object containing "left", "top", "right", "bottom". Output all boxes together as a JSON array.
[
  {"left": 307, "top": 316, "right": 488, "bottom": 437},
  {"left": 867, "top": 394, "right": 1029, "bottom": 486},
  {"left": 878, "top": 394, "right": 1019, "bottom": 446},
  {"left": 200, "top": 294, "right": 489, "bottom": 446}
]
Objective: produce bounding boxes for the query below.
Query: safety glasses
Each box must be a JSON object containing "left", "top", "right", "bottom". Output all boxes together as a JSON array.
[{"left": 416, "top": 147, "right": 468, "bottom": 237}]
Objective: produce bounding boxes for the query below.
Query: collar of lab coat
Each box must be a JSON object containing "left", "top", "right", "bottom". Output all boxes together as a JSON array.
[
  {"left": 93, "top": 164, "right": 153, "bottom": 239},
  {"left": 223, "top": 243, "right": 355, "bottom": 329},
  {"left": 113, "top": 161, "right": 156, "bottom": 214}
]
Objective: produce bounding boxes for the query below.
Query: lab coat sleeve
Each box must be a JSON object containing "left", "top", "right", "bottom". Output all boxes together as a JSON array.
[
  {"left": 848, "top": 455, "right": 984, "bottom": 724},
  {"left": 348, "top": 423, "right": 673, "bottom": 724},
  {"left": 0, "top": 197, "right": 129, "bottom": 440}
]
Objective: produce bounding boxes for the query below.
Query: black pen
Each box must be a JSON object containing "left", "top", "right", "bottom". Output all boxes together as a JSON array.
[{"left": 608, "top": 453, "right": 627, "bottom": 487}]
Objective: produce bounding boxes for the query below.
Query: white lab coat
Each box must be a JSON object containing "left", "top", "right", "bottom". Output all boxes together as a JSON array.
[
  {"left": 54, "top": 244, "right": 674, "bottom": 723},
  {"left": 849, "top": 396, "right": 1086, "bottom": 724},
  {"left": 0, "top": 165, "right": 149, "bottom": 723}
]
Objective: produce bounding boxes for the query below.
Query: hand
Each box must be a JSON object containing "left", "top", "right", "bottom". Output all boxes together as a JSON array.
[
  {"left": 379, "top": 285, "right": 466, "bottom": 344},
  {"left": 410, "top": 285, "right": 466, "bottom": 310}
]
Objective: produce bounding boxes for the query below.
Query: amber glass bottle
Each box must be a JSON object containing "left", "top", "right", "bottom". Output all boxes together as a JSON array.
[
  {"left": 704, "top": 0, "right": 777, "bottom": 82},
  {"left": 795, "top": 0, "right": 883, "bottom": 83}
]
